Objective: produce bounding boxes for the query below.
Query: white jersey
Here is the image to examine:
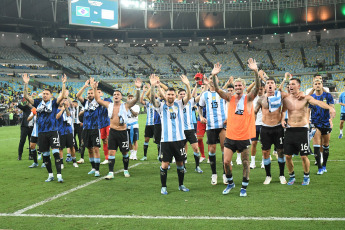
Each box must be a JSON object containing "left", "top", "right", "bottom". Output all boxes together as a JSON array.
[
  {"left": 199, "top": 91, "right": 227, "bottom": 130},
  {"left": 145, "top": 100, "right": 155, "bottom": 126},
  {"left": 253, "top": 96, "right": 263, "bottom": 126},
  {"left": 127, "top": 104, "right": 140, "bottom": 129},
  {"left": 29, "top": 112, "right": 38, "bottom": 137},
  {"left": 182, "top": 98, "right": 196, "bottom": 131},
  {"left": 156, "top": 100, "right": 185, "bottom": 142}
]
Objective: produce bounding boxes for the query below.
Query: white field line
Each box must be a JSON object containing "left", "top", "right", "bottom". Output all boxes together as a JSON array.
[
  {"left": 0, "top": 137, "right": 19, "bottom": 141},
  {"left": 0, "top": 213, "right": 345, "bottom": 221},
  {"left": 13, "top": 163, "right": 142, "bottom": 215}
]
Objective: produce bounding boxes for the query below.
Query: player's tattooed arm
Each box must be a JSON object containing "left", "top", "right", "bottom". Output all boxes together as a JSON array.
[
  {"left": 22, "top": 73, "right": 34, "bottom": 105},
  {"left": 126, "top": 78, "right": 142, "bottom": 110},
  {"left": 149, "top": 74, "right": 160, "bottom": 108},
  {"left": 92, "top": 81, "right": 110, "bottom": 109},
  {"left": 213, "top": 75, "right": 231, "bottom": 102},
  {"left": 57, "top": 74, "right": 67, "bottom": 105},
  {"left": 140, "top": 84, "right": 149, "bottom": 105}
]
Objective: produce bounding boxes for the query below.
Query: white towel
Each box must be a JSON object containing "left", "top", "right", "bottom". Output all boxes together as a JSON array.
[
  {"left": 63, "top": 110, "right": 73, "bottom": 126},
  {"left": 267, "top": 90, "right": 282, "bottom": 113},
  {"left": 84, "top": 99, "right": 99, "bottom": 111},
  {"left": 36, "top": 99, "right": 53, "bottom": 113},
  {"left": 108, "top": 102, "right": 128, "bottom": 124},
  {"left": 235, "top": 95, "right": 246, "bottom": 115}
]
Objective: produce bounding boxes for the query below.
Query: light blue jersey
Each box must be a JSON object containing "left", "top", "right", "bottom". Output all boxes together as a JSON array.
[
  {"left": 145, "top": 100, "right": 155, "bottom": 126},
  {"left": 199, "top": 91, "right": 227, "bottom": 130},
  {"left": 156, "top": 100, "right": 185, "bottom": 142},
  {"left": 183, "top": 98, "right": 196, "bottom": 131},
  {"left": 340, "top": 92, "right": 345, "bottom": 114}
]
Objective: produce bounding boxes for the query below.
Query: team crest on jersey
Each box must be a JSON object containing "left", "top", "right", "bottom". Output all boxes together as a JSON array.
[{"left": 212, "top": 96, "right": 216, "bottom": 100}]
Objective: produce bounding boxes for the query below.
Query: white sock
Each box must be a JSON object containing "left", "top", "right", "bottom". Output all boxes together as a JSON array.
[
  {"left": 57, "top": 174, "right": 62, "bottom": 178},
  {"left": 251, "top": 156, "right": 255, "bottom": 163},
  {"left": 340, "top": 129, "right": 343, "bottom": 134},
  {"left": 49, "top": 173, "right": 53, "bottom": 177},
  {"left": 109, "top": 172, "right": 114, "bottom": 175},
  {"left": 237, "top": 152, "right": 241, "bottom": 160}
]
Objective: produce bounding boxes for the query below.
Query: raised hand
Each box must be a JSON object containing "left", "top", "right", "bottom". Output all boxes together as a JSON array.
[
  {"left": 135, "top": 77, "right": 142, "bottom": 88},
  {"left": 248, "top": 58, "right": 258, "bottom": 71},
  {"left": 285, "top": 72, "right": 292, "bottom": 80},
  {"left": 149, "top": 74, "right": 158, "bottom": 86},
  {"left": 180, "top": 75, "right": 190, "bottom": 85},
  {"left": 84, "top": 79, "right": 90, "bottom": 87},
  {"left": 211, "top": 62, "right": 222, "bottom": 76},
  {"left": 89, "top": 77, "right": 95, "bottom": 86},
  {"left": 203, "top": 76, "right": 210, "bottom": 85},
  {"left": 143, "top": 84, "right": 148, "bottom": 92},
  {"left": 92, "top": 81, "right": 98, "bottom": 89},
  {"left": 62, "top": 74, "right": 67, "bottom": 84},
  {"left": 22, "top": 73, "right": 30, "bottom": 84}
]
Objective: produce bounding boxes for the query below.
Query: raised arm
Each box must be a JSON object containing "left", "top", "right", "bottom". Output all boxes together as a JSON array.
[
  {"left": 222, "top": 76, "right": 234, "bottom": 89},
  {"left": 126, "top": 78, "right": 142, "bottom": 109},
  {"left": 211, "top": 63, "right": 231, "bottom": 102},
  {"left": 129, "top": 107, "right": 139, "bottom": 117},
  {"left": 57, "top": 74, "right": 67, "bottom": 105},
  {"left": 92, "top": 81, "right": 110, "bottom": 108},
  {"left": 149, "top": 74, "right": 160, "bottom": 108},
  {"left": 56, "top": 106, "right": 65, "bottom": 119},
  {"left": 181, "top": 75, "right": 191, "bottom": 104},
  {"left": 246, "top": 82, "right": 255, "bottom": 94},
  {"left": 278, "top": 72, "right": 291, "bottom": 92},
  {"left": 64, "top": 101, "right": 71, "bottom": 117},
  {"left": 195, "top": 84, "right": 208, "bottom": 103},
  {"left": 191, "top": 84, "right": 198, "bottom": 98},
  {"left": 247, "top": 58, "right": 260, "bottom": 101},
  {"left": 140, "top": 84, "right": 148, "bottom": 105},
  {"left": 76, "top": 79, "right": 90, "bottom": 103},
  {"left": 22, "top": 74, "right": 34, "bottom": 105}
]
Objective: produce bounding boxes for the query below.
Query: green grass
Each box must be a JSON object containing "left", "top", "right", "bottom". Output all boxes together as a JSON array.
[{"left": 0, "top": 105, "right": 345, "bottom": 229}]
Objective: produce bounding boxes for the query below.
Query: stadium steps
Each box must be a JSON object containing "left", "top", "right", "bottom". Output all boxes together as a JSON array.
[
  {"left": 103, "top": 55, "right": 126, "bottom": 73},
  {"left": 211, "top": 44, "right": 219, "bottom": 54},
  {"left": 199, "top": 51, "right": 213, "bottom": 68},
  {"left": 168, "top": 54, "right": 187, "bottom": 75},
  {"left": 109, "top": 47, "right": 118, "bottom": 54},
  {"left": 300, "top": 48, "right": 308, "bottom": 68},
  {"left": 68, "top": 54, "right": 95, "bottom": 73},
  {"left": 266, "top": 50, "right": 277, "bottom": 69},
  {"left": 137, "top": 55, "right": 154, "bottom": 71},
  {"left": 335, "top": 44, "right": 339, "bottom": 65},
  {"left": 144, "top": 47, "right": 153, "bottom": 54},
  {"left": 177, "top": 46, "right": 185, "bottom": 53},
  {"left": 75, "top": 46, "right": 84, "bottom": 54},
  {"left": 232, "top": 51, "right": 246, "bottom": 71},
  {"left": 21, "top": 43, "right": 79, "bottom": 78}
]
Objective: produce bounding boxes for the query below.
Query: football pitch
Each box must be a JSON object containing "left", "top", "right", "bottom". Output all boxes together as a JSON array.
[{"left": 0, "top": 105, "right": 345, "bottom": 229}]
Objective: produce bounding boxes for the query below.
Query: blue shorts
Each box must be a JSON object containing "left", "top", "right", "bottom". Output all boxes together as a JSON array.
[{"left": 127, "top": 128, "right": 139, "bottom": 144}]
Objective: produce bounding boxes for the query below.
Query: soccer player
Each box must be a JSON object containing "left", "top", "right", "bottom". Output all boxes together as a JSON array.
[
  {"left": 282, "top": 78, "right": 336, "bottom": 186},
  {"left": 93, "top": 78, "right": 142, "bottom": 179},
  {"left": 254, "top": 73, "right": 294, "bottom": 185},
  {"left": 23, "top": 73, "right": 66, "bottom": 182},
  {"left": 140, "top": 84, "right": 155, "bottom": 161},
  {"left": 150, "top": 74, "right": 191, "bottom": 195},
  {"left": 339, "top": 88, "right": 345, "bottom": 139},
  {"left": 56, "top": 99, "right": 78, "bottom": 168},
  {"left": 308, "top": 79, "right": 334, "bottom": 174},
  {"left": 76, "top": 78, "right": 102, "bottom": 177},
  {"left": 17, "top": 98, "right": 33, "bottom": 160},
  {"left": 199, "top": 74, "right": 227, "bottom": 185},
  {"left": 96, "top": 89, "right": 112, "bottom": 165},
  {"left": 196, "top": 84, "right": 208, "bottom": 162},
  {"left": 127, "top": 94, "right": 140, "bottom": 160},
  {"left": 27, "top": 107, "right": 41, "bottom": 168},
  {"left": 72, "top": 101, "right": 83, "bottom": 152},
  {"left": 177, "top": 85, "right": 203, "bottom": 173},
  {"left": 212, "top": 59, "right": 260, "bottom": 197}
]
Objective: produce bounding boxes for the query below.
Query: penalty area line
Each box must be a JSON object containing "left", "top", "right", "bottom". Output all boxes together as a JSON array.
[
  {"left": 13, "top": 163, "right": 142, "bottom": 215},
  {"left": 0, "top": 213, "right": 345, "bottom": 221}
]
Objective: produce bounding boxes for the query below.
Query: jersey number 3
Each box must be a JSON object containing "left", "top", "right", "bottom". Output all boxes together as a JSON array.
[{"left": 211, "top": 101, "right": 218, "bottom": 109}]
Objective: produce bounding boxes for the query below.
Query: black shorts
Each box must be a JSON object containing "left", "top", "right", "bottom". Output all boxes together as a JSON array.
[
  {"left": 154, "top": 124, "right": 161, "bottom": 144},
  {"left": 30, "top": 136, "right": 38, "bottom": 144},
  {"left": 251, "top": 125, "right": 262, "bottom": 141},
  {"left": 38, "top": 131, "right": 60, "bottom": 152},
  {"left": 224, "top": 138, "right": 251, "bottom": 153},
  {"left": 260, "top": 125, "right": 284, "bottom": 150},
  {"left": 206, "top": 128, "right": 223, "bottom": 145},
  {"left": 160, "top": 140, "right": 186, "bottom": 163},
  {"left": 59, "top": 133, "right": 75, "bottom": 150},
  {"left": 82, "top": 129, "right": 101, "bottom": 148},
  {"left": 144, "top": 125, "right": 154, "bottom": 138},
  {"left": 341, "top": 113, "right": 345, "bottom": 121},
  {"left": 316, "top": 126, "right": 332, "bottom": 135},
  {"left": 127, "top": 128, "right": 139, "bottom": 144},
  {"left": 108, "top": 128, "right": 129, "bottom": 153},
  {"left": 184, "top": 129, "right": 198, "bottom": 144},
  {"left": 284, "top": 127, "right": 309, "bottom": 156}
]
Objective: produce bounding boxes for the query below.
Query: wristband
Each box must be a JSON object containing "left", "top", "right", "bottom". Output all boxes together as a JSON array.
[{"left": 136, "top": 88, "right": 140, "bottom": 90}]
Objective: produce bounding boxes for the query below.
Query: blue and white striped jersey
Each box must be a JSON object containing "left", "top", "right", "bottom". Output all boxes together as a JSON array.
[
  {"left": 145, "top": 100, "right": 155, "bottom": 126},
  {"left": 156, "top": 100, "right": 186, "bottom": 142},
  {"left": 30, "top": 112, "right": 38, "bottom": 137},
  {"left": 182, "top": 98, "right": 196, "bottom": 131},
  {"left": 199, "top": 91, "right": 227, "bottom": 130}
]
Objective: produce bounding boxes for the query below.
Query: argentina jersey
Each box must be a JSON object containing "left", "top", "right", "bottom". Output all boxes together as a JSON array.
[
  {"left": 145, "top": 100, "right": 155, "bottom": 125},
  {"left": 309, "top": 92, "right": 334, "bottom": 127},
  {"left": 30, "top": 113, "right": 38, "bottom": 137},
  {"left": 199, "top": 91, "right": 227, "bottom": 130},
  {"left": 157, "top": 100, "right": 185, "bottom": 142},
  {"left": 182, "top": 98, "right": 196, "bottom": 131},
  {"left": 33, "top": 98, "right": 59, "bottom": 133},
  {"left": 82, "top": 99, "right": 100, "bottom": 130}
]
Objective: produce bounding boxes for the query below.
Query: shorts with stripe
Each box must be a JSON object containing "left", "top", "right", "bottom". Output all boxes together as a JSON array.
[
  {"left": 82, "top": 129, "right": 101, "bottom": 148},
  {"left": 108, "top": 128, "right": 129, "bottom": 153},
  {"left": 38, "top": 131, "right": 60, "bottom": 152},
  {"left": 284, "top": 127, "right": 309, "bottom": 156}
]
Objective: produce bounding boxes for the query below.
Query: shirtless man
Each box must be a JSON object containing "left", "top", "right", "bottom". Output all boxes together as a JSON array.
[
  {"left": 254, "top": 73, "right": 292, "bottom": 185},
  {"left": 282, "top": 78, "right": 335, "bottom": 186},
  {"left": 93, "top": 78, "right": 142, "bottom": 179}
]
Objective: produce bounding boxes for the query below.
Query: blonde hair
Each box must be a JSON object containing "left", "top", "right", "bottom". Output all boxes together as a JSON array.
[{"left": 234, "top": 78, "right": 246, "bottom": 87}]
